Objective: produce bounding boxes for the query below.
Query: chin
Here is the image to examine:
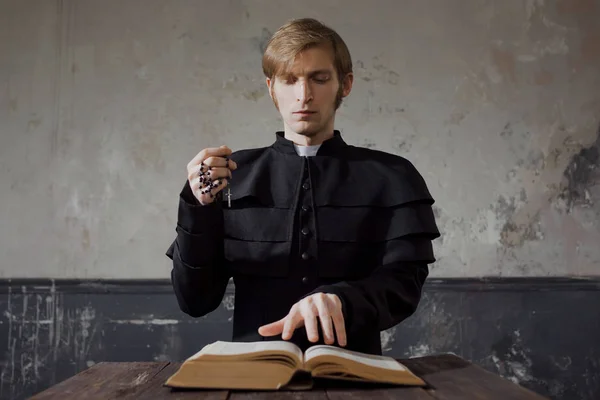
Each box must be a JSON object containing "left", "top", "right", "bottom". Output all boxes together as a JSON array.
[
  {"left": 288, "top": 122, "right": 322, "bottom": 137},
  {"left": 296, "top": 130, "right": 320, "bottom": 138}
]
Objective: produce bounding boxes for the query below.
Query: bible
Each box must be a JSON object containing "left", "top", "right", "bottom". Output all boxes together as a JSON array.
[{"left": 164, "top": 340, "right": 426, "bottom": 390}]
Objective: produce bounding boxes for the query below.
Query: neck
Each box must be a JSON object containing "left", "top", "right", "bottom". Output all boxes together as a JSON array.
[{"left": 283, "top": 124, "right": 335, "bottom": 146}]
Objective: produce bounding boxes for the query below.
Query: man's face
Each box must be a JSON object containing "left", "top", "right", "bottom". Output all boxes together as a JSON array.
[{"left": 266, "top": 44, "right": 353, "bottom": 139}]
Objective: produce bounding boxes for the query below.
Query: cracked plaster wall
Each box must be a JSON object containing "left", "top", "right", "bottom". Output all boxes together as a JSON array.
[{"left": 1, "top": 0, "right": 599, "bottom": 278}]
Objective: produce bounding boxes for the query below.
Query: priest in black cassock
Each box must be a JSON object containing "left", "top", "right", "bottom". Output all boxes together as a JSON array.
[{"left": 166, "top": 18, "right": 440, "bottom": 355}]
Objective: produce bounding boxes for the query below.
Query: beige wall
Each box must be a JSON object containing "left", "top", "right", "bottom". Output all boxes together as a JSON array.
[{"left": 1, "top": 0, "right": 599, "bottom": 278}]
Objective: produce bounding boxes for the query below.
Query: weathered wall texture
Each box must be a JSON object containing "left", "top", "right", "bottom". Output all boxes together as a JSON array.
[
  {"left": 1, "top": 280, "right": 599, "bottom": 400},
  {"left": 1, "top": 0, "right": 599, "bottom": 278}
]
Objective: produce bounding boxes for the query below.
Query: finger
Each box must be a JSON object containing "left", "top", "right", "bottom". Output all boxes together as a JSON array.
[
  {"left": 189, "top": 145, "right": 232, "bottom": 167},
  {"left": 191, "top": 172, "right": 217, "bottom": 192},
  {"left": 188, "top": 159, "right": 237, "bottom": 184},
  {"left": 300, "top": 301, "right": 319, "bottom": 343},
  {"left": 191, "top": 169, "right": 212, "bottom": 190},
  {"left": 315, "top": 298, "right": 335, "bottom": 345},
  {"left": 207, "top": 179, "right": 228, "bottom": 196},
  {"left": 258, "top": 318, "right": 285, "bottom": 337},
  {"left": 196, "top": 179, "right": 228, "bottom": 205},
  {"left": 202, "top": 167, "right": 233, "bottom": 182},
  {"left": 203, "top": 156, "right": 237, "bottom": 170},
  {"left": 331, "top": 313, "right": 346, "bottom": 347},
  {"left": 329, "top": 295, "right": 347, "bottom": 347},
  {"left": 192, "top": 176, "right": 223, "bottom": 195},
  {"left": 282, "top": 310, "right": 303, "bottom": 341},
  {"left": 187, "top": 165, "right": 230, "bottom": 187}
]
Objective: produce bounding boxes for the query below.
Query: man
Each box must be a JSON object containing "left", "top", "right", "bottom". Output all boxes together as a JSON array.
[{"left": 166, "top": 18, "right": 440, "bottom": 355}]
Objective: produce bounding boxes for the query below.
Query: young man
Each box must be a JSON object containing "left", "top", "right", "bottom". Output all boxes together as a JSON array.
[{"left": 166, "top": 18, "right": 440, "bottom": 355}]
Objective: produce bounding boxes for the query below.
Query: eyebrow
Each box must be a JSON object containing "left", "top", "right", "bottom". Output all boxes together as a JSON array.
[
  {"left": 284, "top": 69, "right": 333, "bottom": 79},
  {"left": 307, "top": 69, "right": 333, "bottom": 77}
]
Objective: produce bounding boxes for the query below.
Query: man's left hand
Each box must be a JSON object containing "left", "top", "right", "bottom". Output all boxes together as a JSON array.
[{"left": 258, "top": 293, "right": 347, "bottom": 347}]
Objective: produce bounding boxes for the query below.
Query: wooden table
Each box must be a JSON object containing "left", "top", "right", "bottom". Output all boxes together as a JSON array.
[{"left": 30, "top": 354, "right": 548, "bottom": 399}]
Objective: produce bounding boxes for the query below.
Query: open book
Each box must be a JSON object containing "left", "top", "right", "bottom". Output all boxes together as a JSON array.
[{"left": 164, "top": 340, "right": 426, "bottom": 390}]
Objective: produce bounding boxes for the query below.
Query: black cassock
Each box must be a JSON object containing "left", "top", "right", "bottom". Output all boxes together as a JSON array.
[{"left": 166, "top": 131, "right": 440, "bottom": 355}]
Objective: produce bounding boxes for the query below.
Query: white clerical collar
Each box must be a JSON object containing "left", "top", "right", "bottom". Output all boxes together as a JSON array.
[{"left": 294, "top": 143, "right": 321, "bottom": 157}]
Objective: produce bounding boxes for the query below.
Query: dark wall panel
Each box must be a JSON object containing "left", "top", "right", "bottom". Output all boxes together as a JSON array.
[{"left": 0, "top": 278, "right": 598, "bottom": 400}]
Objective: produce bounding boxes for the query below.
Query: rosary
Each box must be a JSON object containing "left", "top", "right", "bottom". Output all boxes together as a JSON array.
[
  {"left": 197, "top": 157, "right": 232, "bottom": 207},
  {"left": 225, "top": 187, "right": 231, "bottom": 207}
]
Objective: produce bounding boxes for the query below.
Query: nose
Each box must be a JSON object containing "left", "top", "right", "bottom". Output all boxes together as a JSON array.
[{"left": 296, "top": 80, "right": 312, "bottom": 103}]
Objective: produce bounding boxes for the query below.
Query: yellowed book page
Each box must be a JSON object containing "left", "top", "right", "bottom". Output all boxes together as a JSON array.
[
  {"left": 165, "top": 360, "right": 296, "bottom": 390},
  {"left": 304, "top": 345, "right": 406, "bottom": 371},
  {"left": 189, "top": 341, "right": 303, "bottom": 363}
]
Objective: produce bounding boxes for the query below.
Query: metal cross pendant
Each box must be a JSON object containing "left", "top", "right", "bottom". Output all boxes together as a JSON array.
[{"left": 226, "top": 188, "right": 231, "bottom": 208}]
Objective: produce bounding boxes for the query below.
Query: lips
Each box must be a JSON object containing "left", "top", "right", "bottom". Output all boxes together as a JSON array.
[{"left": 294, "top": 111, "right": 316, "bottom": 115}]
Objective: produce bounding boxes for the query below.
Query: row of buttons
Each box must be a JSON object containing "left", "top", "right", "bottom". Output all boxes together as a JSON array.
[{"left": 301, "top": 177, "right": 311, "bottom": 284}]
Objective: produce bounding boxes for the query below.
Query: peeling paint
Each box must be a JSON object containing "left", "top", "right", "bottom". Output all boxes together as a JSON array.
[
  {"left": 108, "top": 319, "right": 180, "bottom": 325},
  {"left": 525, "top": 0, "right": 545, "bottom": 21},
  {"left": 0, "top": 283, "right": 220, "bottom": 399},
  {"left": 559, "top": 126, "right": 600, "bottom": 211},
  {"left": 2, "top": 280, "right": 600, "bottom": 399},
  {"left": 380, "top": 327, "right": 396, "bottom": 353},
  {"left": 408, "top": 344, "right": 431, "bottom": 358},
  {"left": 490, "top": 330, "right": 540, "bottom": 386},
  {"left": 488, "top": 189, "right": 545, "bottom": 248},
  {"left": 222, "top": 294, "right": 235, "bottom": 311},
  {"left": 252, "top": 27, "right": 273, "bottom": 55},
  {"left": 491, "top": 48, "right": 517, "bottom": 83},
  {"left": 517, "top": 54, "right": 538, "bottom": 62},
  {"left": 500, "top": 210, "right": 544, "bottom": 248},
  {"left": 242, "top": 88, "right": 266, "bottom": 101},
  {"left": 534, "top": 36, "right": 569, "bottom": 56}
]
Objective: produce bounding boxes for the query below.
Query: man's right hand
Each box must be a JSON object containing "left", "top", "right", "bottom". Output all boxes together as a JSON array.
[{"left": 187, "top": 145, "right": 238, "bottom": 205}]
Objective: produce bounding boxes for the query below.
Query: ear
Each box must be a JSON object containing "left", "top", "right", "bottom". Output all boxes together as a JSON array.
[
  {"left": 266, "top": 77, "right": 274, "bottom": 99},
  {"left": 341, "top": 72, "right": 354, "bottom": 98}
]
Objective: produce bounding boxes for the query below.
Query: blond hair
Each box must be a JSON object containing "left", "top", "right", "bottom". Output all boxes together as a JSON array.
[{"left": 262, "top": 18, "right": 352, "bottom": 108}]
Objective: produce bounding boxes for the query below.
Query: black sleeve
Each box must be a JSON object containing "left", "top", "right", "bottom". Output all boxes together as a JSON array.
[
  {"left": 310, "top": 238, "right": 432, "bottom": 338},
  {"left": 309, "top": 157, "right": 440, "bottom": 337},
  {"left": 166, "top": 181, "right": 231, "bottom": 318}
]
